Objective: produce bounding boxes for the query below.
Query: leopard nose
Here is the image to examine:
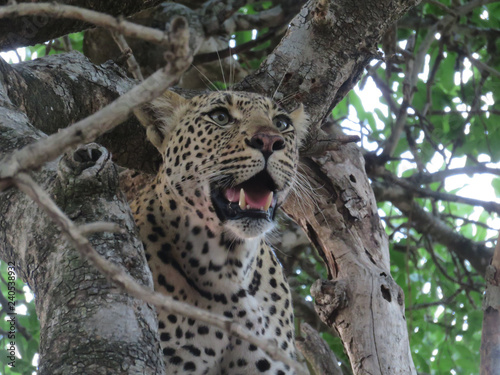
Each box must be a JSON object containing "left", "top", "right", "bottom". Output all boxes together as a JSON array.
[{"left": 246, "top": 133, "right": 285, "bottom": 157}]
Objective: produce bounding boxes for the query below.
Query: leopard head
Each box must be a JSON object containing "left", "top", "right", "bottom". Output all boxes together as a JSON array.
[{"left": 136, "top": 90, "right": 309, "bottom": 239}]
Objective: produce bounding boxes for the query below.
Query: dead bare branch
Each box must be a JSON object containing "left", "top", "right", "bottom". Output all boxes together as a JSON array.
[
  {"left": 111, "top": 30, "right": 144, "bottom": 81},
  {"left": 0, "top": 2, "right": 169, "bottom": 47},
  {"left": 13, "top": 172, "right": 307, "bottom": 375}
]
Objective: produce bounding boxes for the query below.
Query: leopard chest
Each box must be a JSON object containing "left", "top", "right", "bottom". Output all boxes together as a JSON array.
[{"left": 131, "top": 190, "right": 295, "bottom": 374}]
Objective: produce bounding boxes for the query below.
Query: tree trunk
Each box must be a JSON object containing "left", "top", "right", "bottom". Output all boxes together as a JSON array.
[
  {"left": 0, "top": 70, "right": 164, "bottom": 374},
  {"left": 480, "top": 234, "right": 500, "bottom": 374},
  {"left": 235, "top": 0, "right": 420, "bottom": 372}
]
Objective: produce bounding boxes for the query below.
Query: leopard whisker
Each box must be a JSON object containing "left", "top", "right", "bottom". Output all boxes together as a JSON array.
[{"left": 190, "top": 63, "right": 220, "bottom": 92}]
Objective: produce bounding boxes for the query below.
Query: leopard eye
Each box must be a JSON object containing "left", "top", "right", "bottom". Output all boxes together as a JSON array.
[
  {"left": 208, "top": 108, "right": 232, "bottom": 126},
  {"left": 273, "top": 116, "right": 293, "bottom": 133}
]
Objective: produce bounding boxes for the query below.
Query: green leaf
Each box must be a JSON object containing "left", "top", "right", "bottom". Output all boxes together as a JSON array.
[
  {"left": 438, "top": 53, "right": 457, "bottom": 92},
  {"left": 491, "top": 178, "right": 500, "bottom": 197}
]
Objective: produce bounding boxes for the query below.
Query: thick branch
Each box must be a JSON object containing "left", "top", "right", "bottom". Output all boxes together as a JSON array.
[
  {"left": 0, "top": 0, "right": 168, "bottom": 51},
  {"left": 0, "top": 16, "right": 192, "bottom": 188},
  {"left": 0, "top": 95, "right": 164, "bottom": 374},
  {"left": 372, "top": 180, "right": 493, "bottom": 275},
  {"left": 0, "top": 52, "right": 161, "bottom": 172},
  {"left": 235, "top": 0, "right": 421, "bottom": 124}
]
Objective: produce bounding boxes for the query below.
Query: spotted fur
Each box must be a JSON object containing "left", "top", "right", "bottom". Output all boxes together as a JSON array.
[{"left": 131, "top": 91, "right": 308, "bottom": 374}]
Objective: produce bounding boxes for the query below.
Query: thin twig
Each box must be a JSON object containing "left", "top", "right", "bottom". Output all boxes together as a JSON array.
[
  {"left": 13, "top": 172, "right": 307, "bottom": 375},
  {"left": 467, "top": 52, "right": 500, "bottom": 79},
  {"left": 406, "top": 289, "right": 462, "bottom": 311},
  {"left": 111, "top": 30, "right": 144, "bottom": 81},
  {"left": 79, "top": 222, "right": 123, "bottom": 236},
  {"left": 423, "top": 0, "right": 458, "bottom": 16}
]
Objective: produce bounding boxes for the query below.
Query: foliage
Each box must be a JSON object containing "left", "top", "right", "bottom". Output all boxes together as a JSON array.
[
  {"left": 335, "top": 1, "right": 499, "bottom": 373},
  {"left": 25, "top": 33, "right": 84, "bottom": 61}
]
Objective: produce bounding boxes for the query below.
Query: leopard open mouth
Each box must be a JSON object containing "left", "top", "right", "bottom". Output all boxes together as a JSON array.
[{"left": 210, "top": 171, "right": 279, "bottom": 222}]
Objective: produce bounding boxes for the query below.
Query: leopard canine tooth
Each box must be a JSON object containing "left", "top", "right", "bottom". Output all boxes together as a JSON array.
[
  {"left": 264, "top": 191, "right": 274, "bottom": 211},
  {"left": 239, "top": 188, "right": 246, "bottom": 210}
]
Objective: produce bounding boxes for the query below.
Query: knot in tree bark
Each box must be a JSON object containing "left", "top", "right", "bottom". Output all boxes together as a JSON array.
[{"left": 310, "top": 279, "right": 348, "bottom": 326}]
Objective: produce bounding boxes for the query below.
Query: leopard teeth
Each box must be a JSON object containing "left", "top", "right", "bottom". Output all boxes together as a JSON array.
[
  {"left": 239, "top": 188, "right": 246, "bottom": 210},
  {"left": 264, "top": 191, "right": 273, "bottom": 211},
  {"left": 239, "top": 189, "right": 273, "bottom": 211}
]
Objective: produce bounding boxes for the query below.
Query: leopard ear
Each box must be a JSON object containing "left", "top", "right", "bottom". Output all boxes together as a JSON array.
[
  {"left": 134, "top": 90, "right": 187, "bottom": 153},
  {"left": 290, "top": 104, "right": 310, "bottom": 146}
]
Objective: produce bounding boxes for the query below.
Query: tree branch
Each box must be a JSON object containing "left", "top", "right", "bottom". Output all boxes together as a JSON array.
[
  {"left": 111, "top": 31, "right": 144, "bottom": 81},
  {"left": 0, "top": 2, "right": 171, "bottom": 49},
  {"left": 407, "top": 164, "right": 500, "bottom": 184},
  {"left": 0, "top": 15, "right": 192, "bottom": 189},
  {"left": 372, "top": 180, "right": 493, "bottom": 275},
  {"left": 386, "top": 173, "right": 500, "bottom": 214}
]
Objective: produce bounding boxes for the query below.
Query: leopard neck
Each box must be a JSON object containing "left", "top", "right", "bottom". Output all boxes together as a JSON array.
[{"left": 144, "top": 183, "right": 265, "bottom": 291}]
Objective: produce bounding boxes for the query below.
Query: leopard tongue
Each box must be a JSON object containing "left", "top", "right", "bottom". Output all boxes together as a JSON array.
[{"left": 224, "top": 188, "right": 273, "bottom": 211}]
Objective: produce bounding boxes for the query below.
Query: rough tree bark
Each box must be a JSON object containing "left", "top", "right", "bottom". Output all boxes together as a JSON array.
[
  {"left": 0, "top": 84, "right": 164, "bottom": 373},
  {"left": 480, "top": 233, "right": 500, "bottom": 374},
  {"left": 0, "top": 0, "right": 422, "bottom": 374},
  {"left": 0, "top": 53, "right": 160, "bottom": 173}
]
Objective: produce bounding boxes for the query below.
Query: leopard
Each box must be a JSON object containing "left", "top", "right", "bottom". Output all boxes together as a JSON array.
[{"left": 130, "top": 90, "right": 309, "bottom": 375}]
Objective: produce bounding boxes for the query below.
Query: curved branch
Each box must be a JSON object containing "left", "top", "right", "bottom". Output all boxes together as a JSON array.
[
  {"left": 0, "top": 2, "right": 170, "bottom": 49},
  {"left": 372, "top": 180, "right": 493, "bottom": 275},
  {"left": 407, "top": 164, "right": 500, "bottom": 184},
  {"left": 386, "top": 173, "right": 500, "bottom": 214}
]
